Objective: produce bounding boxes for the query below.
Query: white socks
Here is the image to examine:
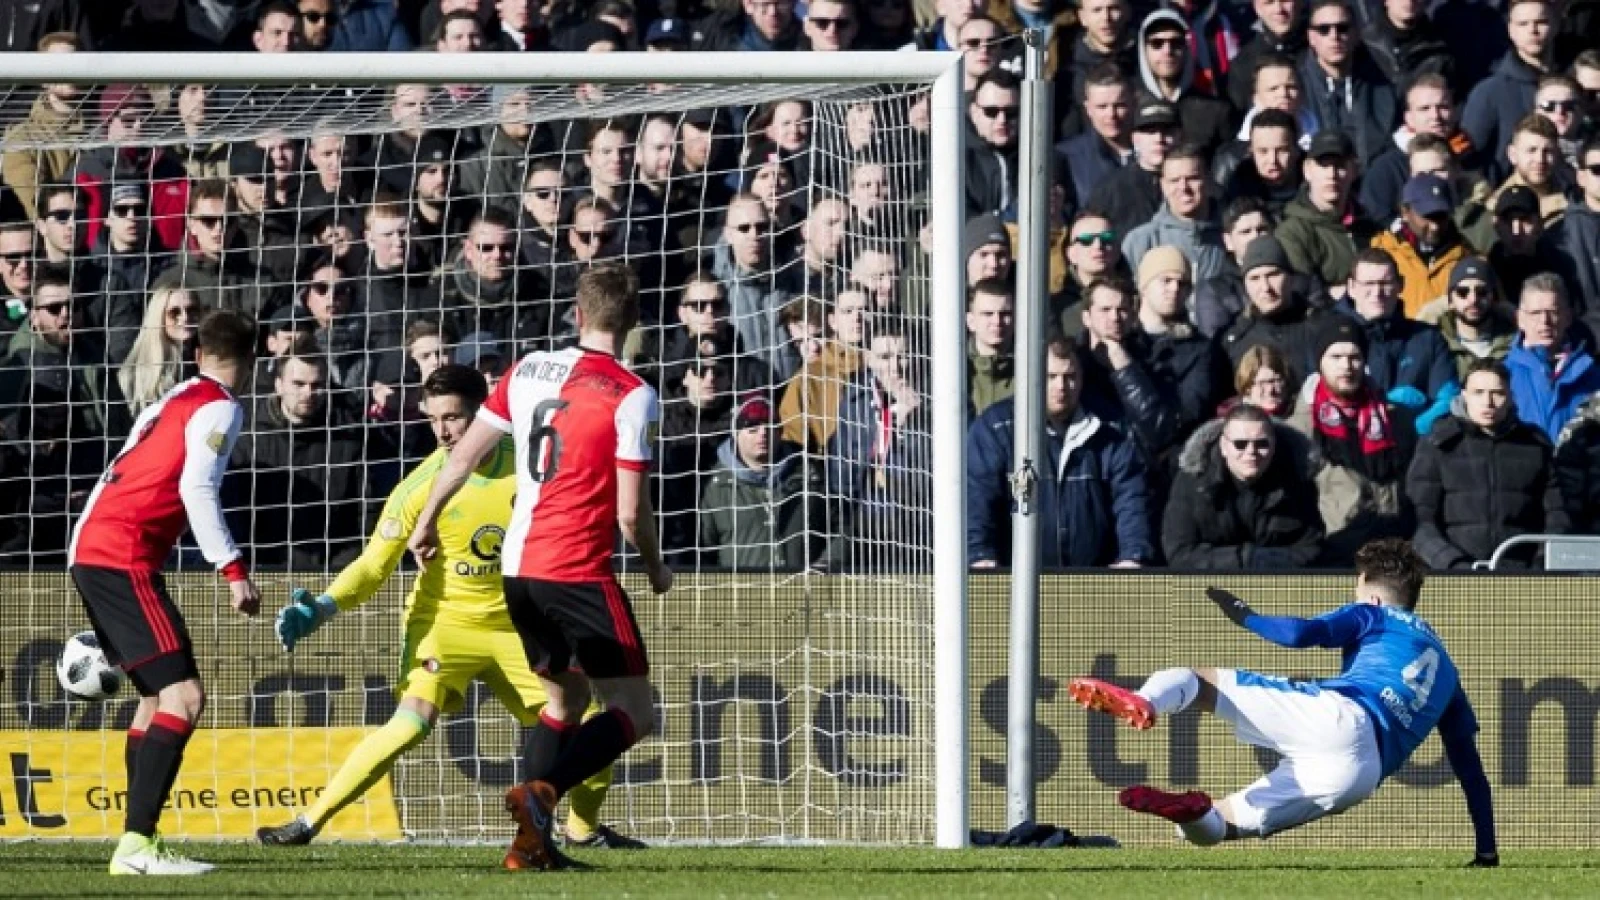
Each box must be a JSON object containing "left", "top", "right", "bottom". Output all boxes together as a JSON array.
[
  {"left": 1177, "top": 807, "right": 1227, "bottom": 846},
  {"left": 1137, "top": 668, "right": 1200, "bottom": 716}
]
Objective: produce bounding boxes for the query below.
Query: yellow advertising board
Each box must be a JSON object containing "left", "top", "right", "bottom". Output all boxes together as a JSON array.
[{"left": 0, "top": 728, "right": 401, "bottom": 840}]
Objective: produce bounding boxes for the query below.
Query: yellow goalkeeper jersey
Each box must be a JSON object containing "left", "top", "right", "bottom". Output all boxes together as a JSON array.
[{"left": 325, "top": 436, "right": 517, "bottom": 629}]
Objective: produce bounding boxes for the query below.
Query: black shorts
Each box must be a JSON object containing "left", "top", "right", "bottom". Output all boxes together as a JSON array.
[
  {"left": 69, "top": 564, "right": 198, "bottom": 696},
  {"left": 504, "top": 576, "right": 649, "bottom": 680}
]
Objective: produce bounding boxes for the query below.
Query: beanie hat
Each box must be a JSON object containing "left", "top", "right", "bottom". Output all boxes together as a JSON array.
[
  {"left": 1136, "top": 246, "right": 1190, "bottom": 289},
  {"left": 1240, "top": 235, "right": 1291, "bottom": 277},
  {"left": 1312, "top": 316, "right": 1368, "bottom": 366}
]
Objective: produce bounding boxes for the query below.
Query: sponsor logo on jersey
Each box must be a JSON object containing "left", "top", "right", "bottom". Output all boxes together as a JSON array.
[{"left": 469, "top": 525, "right": 505, "bottom": 561}]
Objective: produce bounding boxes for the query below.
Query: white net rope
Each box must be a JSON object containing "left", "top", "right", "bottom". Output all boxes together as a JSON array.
[{"left": 0, "top": 76, "right": 939, "bottom": 844}]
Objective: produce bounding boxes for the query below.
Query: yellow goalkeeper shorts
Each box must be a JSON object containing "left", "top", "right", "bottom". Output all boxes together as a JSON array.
[{"left": 396, "top": 619, "right": 548, "bottom": 724}]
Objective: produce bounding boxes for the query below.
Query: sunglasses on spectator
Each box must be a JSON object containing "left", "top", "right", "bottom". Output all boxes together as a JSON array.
[
  {"left": 1146, "top": 36, "right": 1185, "bottom": 51},
  {"left": 44, "top": 209, "right": 77, "bottom": 223},
  {"left": 475, "top": 242, "right": 515, "bottom": 254},
  {"left": 732, "top": 220, "right": 772, "bottom": 234},
  {"left": 1453, "top": 284, "right": 1490, "bottom": 298},
  {"left": 299, "top": 10, "right": 335, "bottom": 23},
  {"left": 236, "top": 173, "right": 267, "bottom": 184},
  {"left": 528, "top": 187, "right": 558, "bottom": 200},
  {"left": 1227, "top": 438, "right": 1272, "bottom": 452},
  {"left": 809, "top": 16, "right": 853, "bottom": 29},
  {"left": 193, "top": 215, "right": 227, "bottom": 230},
  {"left": 167, "top": 306, "right": 200, "bottom": 320},
  {"left": 109, "top": 203, "right": 145, "bottom": 218},
  {"left": 960, "top": 37, "right": 994, "bottom": 49},
  {"left": 307, "top": 281, "right": 344, "bottom": 295},
  {"left": 1538, "top": 99, "right": 1578, "bottom": 114},
  {"left": 681, "top": 299, "right": 727, "bottom": 311},
  {"left": 977, "top": 105, "right": 1018, "bottom": 120},
  {"left": 574, "top": 228, "right": 614, "bottom": 244},
  {"left": 36, "top": 301, "right": 71, "bottom": 316},
  {"left": 0, "top": 251, "right": 29, "bottom": 265},
  {"left": 1586, "top": 163, "right": 1600, "bottom": 177},
  {"left": 1309, "top": 21, "right": 1352, "bottom": 36},
  {"left": 1073, "top": 230, "right": 1116, "bottom": 246}
]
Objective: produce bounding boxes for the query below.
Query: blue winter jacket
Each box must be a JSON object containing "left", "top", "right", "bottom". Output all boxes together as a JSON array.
[
  {"left": 965, "top": 401, "right": 1153, "bottom": 567},
  {"left": 1505, "top": 336, "right": 1600, "bottom": 443},
  {"left": 328, "top": 0, "right": 413, "bottom": 52}
]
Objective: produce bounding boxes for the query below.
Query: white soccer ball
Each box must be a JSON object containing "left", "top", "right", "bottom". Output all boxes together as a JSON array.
[{"left": 56, "top": 631, "right": 123, "bottom": 701}]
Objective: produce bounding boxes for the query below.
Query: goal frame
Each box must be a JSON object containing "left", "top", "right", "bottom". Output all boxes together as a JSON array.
[{"left": 0, "top": 50, "right": 970, "bottom": 848}]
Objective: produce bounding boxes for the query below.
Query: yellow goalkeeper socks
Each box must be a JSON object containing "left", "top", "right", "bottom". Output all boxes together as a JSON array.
[
  {"left": 563, "top": 763, "right": 614, "bottom": 839},
  {"left": 306, "top": 707, "right": 431, "bottom": 832}
]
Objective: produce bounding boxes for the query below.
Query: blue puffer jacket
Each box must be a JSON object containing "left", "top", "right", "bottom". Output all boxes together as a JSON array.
[
  {"left": 328, "top": 0, "right": 413, "bottom": 52},
  {"left": 965, "top": 400, "right": 1153, "bottom": 567},
  {"left": 1505, "top": 336, "right": 1600, "bottom": 443}
]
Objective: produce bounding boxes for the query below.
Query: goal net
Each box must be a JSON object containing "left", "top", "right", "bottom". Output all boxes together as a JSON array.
[{"left": 0, "top": 53, "right": 966, "bottom": 846}]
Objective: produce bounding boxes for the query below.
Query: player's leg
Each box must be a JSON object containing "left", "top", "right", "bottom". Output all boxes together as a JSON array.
[
  {"left": 1067, "top": 667, "right": 1220, "bottom": 729},
  {"left": 260, "top": 619, "right": 459, "bottom": 845}
]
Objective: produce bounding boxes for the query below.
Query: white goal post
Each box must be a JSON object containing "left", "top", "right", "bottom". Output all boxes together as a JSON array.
[{"left": 0, "top": 51, "right": 967, "bottom": 847}]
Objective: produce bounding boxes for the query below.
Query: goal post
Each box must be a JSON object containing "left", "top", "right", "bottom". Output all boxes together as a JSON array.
[{"left": 0, "top": 51, "right": 967, "bottom": 846}]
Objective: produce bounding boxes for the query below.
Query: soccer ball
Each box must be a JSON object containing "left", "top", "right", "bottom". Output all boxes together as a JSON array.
[{"left": 56, "top": 631, "right": 123, "bottom": 701}]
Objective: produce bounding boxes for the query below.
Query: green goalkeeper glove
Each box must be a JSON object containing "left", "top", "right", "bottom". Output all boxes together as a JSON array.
[{"left": 275, "top": 588, "right": 338, "bottom": 652}]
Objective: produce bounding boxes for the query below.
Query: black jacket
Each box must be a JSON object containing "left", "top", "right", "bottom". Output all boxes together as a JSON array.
[
  {"left": 1220, "top": 154, "right": 1304, "bottom": 219},
  {"left": 1462, "top": 54, "right": 1542, "bottom": 183},
  {"left": 1226, "top": 27, "right": 1307, "bottom": 113},
  {"left": 1086, "top": 163, "right": 1162, "bottom": 239},
  {"left": 1408, "top": 412, "right": 1566, "bottom": 569},
  {"left": 1162, "top": 418, "right": 1325, "bottom": 569},
  {"left": 1220, "top": 292, "right": 1326, "bottom": 385},
  {"left": 1076, "top": 325, "right": 1221, "bottom": 466},
  {"left": 1298, "top": 48, "right": 1398, "bottom": 169},
  {"left": 1547, "top": 203, "right": 1600, "bottom": 330},
  {"left": 1055, "top": 32, "right": 1138, "bottom": 138},
  {"left": 964, "top": 119, "right": 1018, "bottom": 218},
  {"left": 1055, "top": 129, "right": 1126, "bottom": 213},
  {"left": 1361, "top": 14, "right": 1453, "bottom": 90}
]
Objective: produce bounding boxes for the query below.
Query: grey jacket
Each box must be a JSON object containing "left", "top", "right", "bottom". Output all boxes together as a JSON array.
[{"left": 1122, "top": 205, "right": 1229, "bottom": 286}]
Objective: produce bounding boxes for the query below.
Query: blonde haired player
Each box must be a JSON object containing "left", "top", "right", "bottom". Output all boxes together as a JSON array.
[{"left": 256, "top": 364, "right": 638, "bottom": 850}]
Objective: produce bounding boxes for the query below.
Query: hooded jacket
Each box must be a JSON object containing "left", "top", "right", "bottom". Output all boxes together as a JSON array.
[
  {"left": 966, "top": 401, "right": 1153, "bottom": 567},
  {"left": 1504, "top": 334, "right": 1600, "bottom": 443},
  {"left": 1297, "top": 46, "right": 1398, "bottom": 168},
  {"left": 1276, "top": 191, "right": 1379, "bottom": 288},
  {"left": 1369, "top": 222, "right": 1472, "bottom": 320},
  {"left": 1161, "top": 417, "right": 1325, "bottom": 569},
  {"left": 711, "top": 238, "right": 796, "bottom": 380},
  {"left": 1407, "top": 403, "right": 1566, "bottom": 570},
  {"left": 1, "top": 94, "right": 86, "bottom": 222},
  {"left": 965, "top": 116, "right": 1019, "bottom": 219},
  {"left": 699, "top": 441, "right": 827, "bottom": 570},
  {"left": 1547, "top": 202, "right": 1600, "bottom": 329},
  {"left": 1463, "top": 53, "right": 1543, "bottom": 181},
  {"left": 1135, "top": 10, "right": 1234, "bottom": 156},
  {"left": 1333, "top": 300, "right": 1457, "bottom": 402}
]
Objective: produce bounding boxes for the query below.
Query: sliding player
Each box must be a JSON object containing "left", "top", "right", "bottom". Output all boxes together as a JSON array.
[
  {"left": 256, "top": 364, "right": 637, "bottom": 850},
  {"left": 1068, "top": 538, "right": 1499, "bottom": 866},
  {"left": 69, "top": 310, "right": 262, "bottom": 876},
  {"left": 409, "top": 264, "right": 672, "bottom": 871}
]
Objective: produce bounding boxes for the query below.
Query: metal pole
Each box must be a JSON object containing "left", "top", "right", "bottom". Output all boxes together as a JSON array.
[{"left": 1006, "top": 29, "right": 1052, "bottom": 830}]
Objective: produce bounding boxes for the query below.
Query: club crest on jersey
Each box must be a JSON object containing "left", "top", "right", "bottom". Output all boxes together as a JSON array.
[
  {"left": 422, "top": 657, "right": 441, "bottom": 673},
  {"left": 469, "top": 525, "right": 505, "bottom": 562},
  {"left": 206, "top": 431, "right": 227, "bottom": 454},
  {"left": 379, "top": 517, "right": 403, "bottom": 541}
]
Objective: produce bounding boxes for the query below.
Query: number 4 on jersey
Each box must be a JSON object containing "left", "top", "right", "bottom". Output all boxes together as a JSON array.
[
  {"left": 527, "top": 399, "right": 569, "bottom": 484},
  {"left": 1401, "top": 647, "right": 1439, "bottom": 712}
]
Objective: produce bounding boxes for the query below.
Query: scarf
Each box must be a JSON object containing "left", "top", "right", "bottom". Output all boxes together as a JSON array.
[{"left": 1311, "top": 378, "right": 1399, "bottom": 480}]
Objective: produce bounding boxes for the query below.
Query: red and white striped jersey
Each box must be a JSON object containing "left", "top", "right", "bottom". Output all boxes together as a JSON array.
[
  {"left": 69, "top": 375, "right": 248, "bottom": 578},
  {"left": 479, "top": 345, "right": 658, "bottom": 582}
]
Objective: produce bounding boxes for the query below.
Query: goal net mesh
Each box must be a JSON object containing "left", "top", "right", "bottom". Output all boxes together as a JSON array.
[{"left": 0, "top": 76, "right": 939, "bottom": 843}]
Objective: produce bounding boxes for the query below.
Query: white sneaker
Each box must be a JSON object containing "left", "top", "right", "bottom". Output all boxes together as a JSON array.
[{"left": 108, "top": 832, "right": 215, "bottom": 876}]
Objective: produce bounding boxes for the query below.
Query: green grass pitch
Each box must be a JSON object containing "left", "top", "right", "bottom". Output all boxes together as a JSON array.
[{"left": 5, "top": 844, "right": 1596, "bottom": 898}]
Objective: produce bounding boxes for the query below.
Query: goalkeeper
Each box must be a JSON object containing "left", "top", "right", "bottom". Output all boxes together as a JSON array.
[{"left": 256, "top": 364, "right": 639, "bottom": 851}]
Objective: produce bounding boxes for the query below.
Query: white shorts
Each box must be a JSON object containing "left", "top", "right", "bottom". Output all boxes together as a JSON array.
[{"left": 1213, "top": 669, "right": 1384, "bottom": 838}]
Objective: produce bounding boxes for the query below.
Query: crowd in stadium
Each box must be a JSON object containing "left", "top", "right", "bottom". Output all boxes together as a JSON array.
[{"left": 0, "top": 0, "right": 1596, "bottom": 574}]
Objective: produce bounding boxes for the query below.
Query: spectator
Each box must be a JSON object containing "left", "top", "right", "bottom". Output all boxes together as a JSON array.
[
  {"left": 1227, "top": 0, "right": 1307, "bottom": 113},
  {"left": 1546, "top": 135, "right": 1600, "bottom": 328},
  {"left": 1360, "top": 0, "right": 1453, "bottom": 90},
  {"left": 966, "top": 278, "right": 1015, "bottom": 416},
  {"left": 964, "top": 213, "right": 1013, "bottom": 288},
  {"left": 0, "top": 220, "right": 34, "bottom": 333},
  {"left": 225, "top": 142, "right": 298, "bottom": 289},
  {"left": 1286, "top": 316, "right": 1418, "bottom": 564},
  {"left": 1277, "top": 129, "right": 1376, "bottom": 290},
  {"left": 1505, "top": 273, "right": 1600, "bottom": 442},
  {"left": 1463, "top": 0, "right": 1554, "bottom": 181},
  {"left": 296, "top": 0, "right": 336, "bottom": 49},
  {"left": 1577, "top": 50, "right": 1600, "bottom": 130},
  {"left": 356, "top": 195, "right": 426, "bottom": 385},
  {"left": 370, "top": 84, "right": 435, "bottom": 198},
  {"left": 298, "top": 129, "right": 365, "bottom": 227},
  {"left": 1553, "top": 388, "right": 1600, "bottom": 533},
  {"left": 1055, "top": 65, "right": 1134, "bottom": 212},
  {"left": 1194, "top": 197, "right": 1273, "bottom": 338},
  {"left": 1229, "top": 343, "right": 1296, "bottom": 417},
  {"left": 253, "top": 1, "right": 300, "bottom": 52},
  {"left": 487, "top": 0, "right": 539, "bottom": 50},
  {"left": 696, "top": 0, "right": 802, "bottom": 50},
  {"left": 1299, "top": 0, "right": 1398, "bottom": 167},
  {"left": 1122, "top": 146, "right": 1228, "bottom": 284},
  {"left": 1087, "top": 99, "right": 1178, "bottom": 236},
  {"left": 1133, "top": 247, "right": 1225, "bottom": 439},
  {"left": 965, "top": 69, "right": 1022, "bottom": 217},
  {"left": 76, "top": 83, "right": 190, "bottom": 254},
  {"left": 774, "top": 295, "right": 825, "bottom": 384},
  {"left": 228, "top": 346, "right": 383, "bottom": 570},
  {"left": 714, "top": 193, "right": 794, "bottom": 381},
  {"left": 639, "top": 274, "right": 765, "bottom": 391},
  {"left": 1220, "top": 109, "right": 1304, "bottom": 217},
  {"left": 966, "top": 336, "right": 1152, "bottom": 568},
  {"left": 846, "top": 161, "right": 895, "bottom": 239},
  {"left": 802, "top": 0, "right": 859, "bottom": 51},
  {"left": 1360, "top": 74, "right": 1479, "bottom": 224},
  {"left": 517, "top": 157, "right": 566, "bottom": 277},
  {"left": 1486, "top": 185, "right": 1564, "bottom": 300},
  {"left": 1337, "top": 247, "right": 1458, "bottom": 432},
  {"left": 1230, "top": 55, "right": 1321, "bottom": 170},
  {"left": 1221, "top": 235, "right": 1324, "bottom": 382},
  {"left": 907, "top": 0, "right": 980, "bottom": 50},
  {"left": 858, "top": 0, "right": 914, "bottom": 48},
  {"left": 778, "top": 290, "right": 866, "bottom": 452},
  {"left": 151, "top": 180, "right": 278, "bottom": 319},
  {"left": 1408, "top": 358, "right": 1566, "bottom": 569},
  {"left": 118, "top": 286, "right": 200, "bottom": 415},
  {"left": 1532, "top": 77, "right": 1584, "bottom": 168},
  {"left": 0, "top": 7, "right": 91, "bottom": 53},
  {"left": 433, "top": 8, "right": 483, "bottom": 52},
  {"left": 699, "top": 395, "right": 829, "bottom": 569},
  {"left": 851, "top": 245, "right": 902, "bottom": 313},
  {"left": 1055, "top": 0, "right": 1137, "bottom": 139},
  {"left": 1, "top": 32, "right": 85, "bottom": 223},
  {"left": 457, "top": 87, "right": 543, "bottom": 208},
  {"left": 1404, "top": 134, "right": 1495, "bottom": 252},
  {"left": 1053, "top": 208, "right": 1125, "bottom": 336},
  {"left": 1076, "top": 275, "right": 1183, "bottom": 461},
  {"left": 1134, "top": 10, "right": 1232, "bottom": 156},
  {"left": 298, "top": 254, "right": 367, "bottom": 390},
  {"left": 1163, "top": 403, "right": 1324, "bottom": 569},
  {"left": 1370, "top": 173, "right": 1473, "bottom": 319},
  {"left": 1433, "top": 256, "right": 1516, "bottom": 379},
  {"left": 432, "top": 206, "right": 548, "bottom": 352},
  {"left": 368, "top": 317, "right": 449, "bottom": 459},
  {"left": 32, "top": 185, "right": 117, "bottom": 338},
  {"left": 795, "top": 196, "right": 849, "bottom": 291},
  {"left": 1489, "top": 114, "right": 1571, "bottom": 229}
]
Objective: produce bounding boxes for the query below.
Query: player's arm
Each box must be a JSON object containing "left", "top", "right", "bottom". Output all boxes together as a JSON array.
[
  {"left": 179, "top": 399, "right": 258, "bottom": 616},
  {"left": 1205, "top": 588, "right": 1376, "bottom": 649},
  {"left": 408, "top": 417, "right": 505, "bottom": 565},
  {"left": 1440, "top": 689, "right": 1499, "bottom": 867},
  {"left": 616, "top": 384, "right": 671, "bottom": 593}
]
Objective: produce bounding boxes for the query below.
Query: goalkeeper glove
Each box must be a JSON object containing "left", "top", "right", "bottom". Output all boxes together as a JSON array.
[
  {"left": 276, "top": 588, "right": 339, "bottom": 652},
  {"left": 1465, "top": 853, "right": 1499, "bottom": 868},
  {"left": 1206, "top": 586, "right": 1255, "bottom": 627}
]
